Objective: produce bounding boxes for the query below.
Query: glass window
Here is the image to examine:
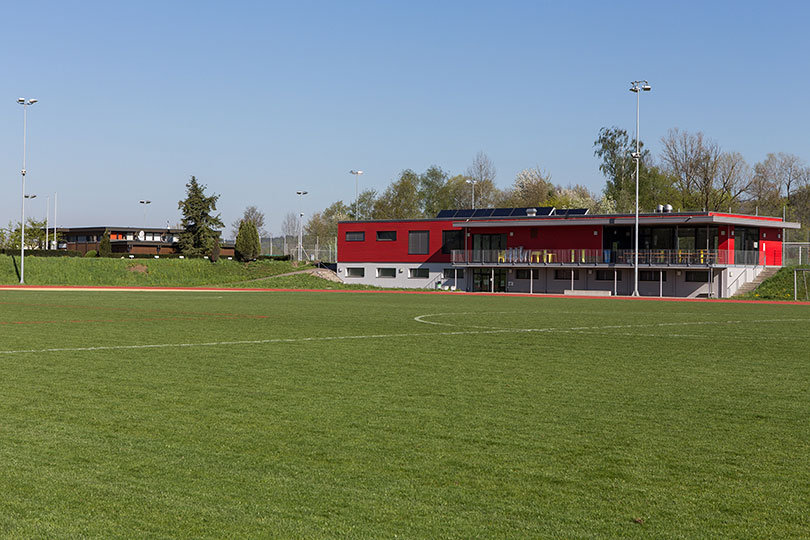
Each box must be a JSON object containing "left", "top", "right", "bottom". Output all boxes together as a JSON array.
[
  {"left": 640, "top": 270, "right": 666, "bottom": 281},
  {"left": 376, "top": 231, "right": 396, "bottom": 242},
  {"left": 554, "top": 269, "right": 579, "bottom": 280},
  {"left": 377, "top": 267, "right": 396, "bottom": 278},
  {"left": 596, "top": 269, "right": 621, "bottom": 281},
  {"left": 408, "top": 231, "right": 430, "bottom": 254},
  {"left": 443, "top": 268, "right": 464, "bottom": 279},
  {"left": 686, "top": 271, "right": 709, "bottom": 282},
  {"left": 345, "top": 231, "right": 365, "bottom": 242},
  {"left": 515, "top": 269, "right": 532, "bottom": 280},
  {"left": 441, "top": 230, "right": 463, "bottom": 254},
  {"left": 346, "top": 267, "right": 365, "bottom": 277},
  {"left": 409, "top": 268, "right": 429, "bottom": 278}
]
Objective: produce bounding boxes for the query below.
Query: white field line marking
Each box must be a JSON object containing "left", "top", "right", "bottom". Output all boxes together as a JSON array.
[
  {"left": 414, "top": 313, "right": 810, "bottom": 332},
  {"left": 2, "top": 316, "right": 808, "bottom": 356}
]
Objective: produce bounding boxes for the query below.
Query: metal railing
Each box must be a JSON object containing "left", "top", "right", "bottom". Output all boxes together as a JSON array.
[{"left": 452, "top": 248, "right": 768, "bottom": 267}]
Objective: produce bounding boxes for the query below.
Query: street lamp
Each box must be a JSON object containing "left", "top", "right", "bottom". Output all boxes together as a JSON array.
[
  {"left": 629, "top": 80, "right": 651, "bottom": 297},
  {"left": 349, "top": 170, "right": 363, "bottom": 220},
  {"left": 18, "top": 97, "right": 38, "bottom": 284},
  {"left": 139, "top": 200, "right": 151, "bottom": 228},
  {"left": 296, "top": 190, "right": 308, "bottom": 261},
  {"left": 466, "top": 178, "right": 477, "bottom": 209}
]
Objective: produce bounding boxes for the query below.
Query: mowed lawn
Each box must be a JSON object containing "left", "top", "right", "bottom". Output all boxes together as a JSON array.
[{"left": 0, "top": 290, "right": 808, "bottom": 539}]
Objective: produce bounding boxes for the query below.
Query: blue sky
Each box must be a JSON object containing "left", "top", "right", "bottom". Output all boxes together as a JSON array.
[{"left": 2, "top": 0, "right": 808, "bottom": 235}]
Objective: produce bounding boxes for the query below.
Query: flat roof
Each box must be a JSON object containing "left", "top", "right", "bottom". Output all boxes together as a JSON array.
[{"left": 339, "top": 210, "right": 800, "bottom": 229}]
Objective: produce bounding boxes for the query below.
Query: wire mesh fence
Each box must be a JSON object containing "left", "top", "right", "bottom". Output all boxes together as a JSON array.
[
  {"left": 784, "top": 243, "right": 810, "bottom": 266},
  {"left": 794, "top": 268, "right": 810, "bottom": 301},
  {"left": 260, "top": 236, "right": 338, "bottom": 262}
]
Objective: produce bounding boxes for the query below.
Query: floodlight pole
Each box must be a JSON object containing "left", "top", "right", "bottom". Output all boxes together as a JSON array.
[
  {"left": 466, "top": 179, "right": 477, "bottom": 209},
  {"left": 18, "top": 98, "right": 37, "bottom": 284},
  {"left": 139, "top": 200, "right": 151, "bottom": 228},
  {"left": 629, "top": 80, "right": 650, "bottom": 297},
  {"left": 296, "top": 190, "right": 308, "bottom": 261},
  {"left": 350, "top": 170, "right": 363, "bottom": 220}
]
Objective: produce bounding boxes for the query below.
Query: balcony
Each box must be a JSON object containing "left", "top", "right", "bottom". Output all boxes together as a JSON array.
[{"left": 451, "top": 248, "right": 768, "bottom": 267}]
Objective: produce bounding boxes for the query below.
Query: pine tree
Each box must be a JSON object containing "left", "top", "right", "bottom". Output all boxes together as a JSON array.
[
  {"left": 177, "top": 176, "right": 224, "bottom": 257},
  {"left": 235, "top": 219, "right": 260, "bottom": 261}
]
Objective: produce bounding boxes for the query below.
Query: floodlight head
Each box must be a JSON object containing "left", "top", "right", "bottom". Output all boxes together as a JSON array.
[
  {"left": 28, "top": 99, "right": 38, "bottom": 104},
  {"left": 17, "top": 98, "right": 25, "bottom": 104},
  {"left": 350, "top": 170, "right": 363, "bottom": 175},
  {"left": 642, "top": 85, "right": 651, "bottom": 91},
  {"left": 629, "top": 86, "right": 639, "bottom": 93}
]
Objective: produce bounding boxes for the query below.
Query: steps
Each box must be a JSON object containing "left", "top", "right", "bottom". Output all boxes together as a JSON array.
[{"left": 733, "top": 267, "right": 780, "bottom": 296}]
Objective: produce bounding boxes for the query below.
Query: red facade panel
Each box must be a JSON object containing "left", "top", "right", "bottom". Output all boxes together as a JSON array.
[{"left": 338, "top": 220, "right": 461, "bottom": 263}]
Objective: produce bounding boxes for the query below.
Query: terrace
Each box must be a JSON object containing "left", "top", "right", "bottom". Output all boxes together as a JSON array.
[{"left": 451, "top": 248, "right": 771, "bottom": 268}]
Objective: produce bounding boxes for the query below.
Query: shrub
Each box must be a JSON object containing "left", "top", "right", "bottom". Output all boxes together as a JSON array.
[
  {"left": 210, "top": 238, "right": 221, "bottom": 263},
  {"left": 98, "top": 230, "right": 112, "bottom": 257},
  {"left": 235, "top": 220, "right": 260, "bottom": 261},
  {"left": 84, "top": 250, "right": 97, "bottom": 257},
  {"left": 0, "top": 249, "right": 82, "bottom": 257}
]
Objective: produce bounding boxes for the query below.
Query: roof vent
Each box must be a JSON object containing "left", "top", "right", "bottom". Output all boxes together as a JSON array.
[
  {"left": 526, "top": 208, "right": 537, "bottom": 217},
  {"left": 656, "top": 204, "right": 664, "bottom": 213},
  {"left": 664, "top": 204, "right": 673, "bottom": 213}
]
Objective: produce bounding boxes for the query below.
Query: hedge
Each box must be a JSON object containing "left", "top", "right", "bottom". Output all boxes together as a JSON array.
[{"left": 0, "top": 249, "right": 82, "bottom": 257}]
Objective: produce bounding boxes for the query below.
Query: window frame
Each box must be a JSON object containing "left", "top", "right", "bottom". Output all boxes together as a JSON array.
[
  {"left": 376, "top": 231, "right": 397, "bottom": 242},
  {"left": 345, "top": 231, "right": 365, "bottom": 242},
  {"left": 408, "top": 230, "right": 430, "bottom": 255}
]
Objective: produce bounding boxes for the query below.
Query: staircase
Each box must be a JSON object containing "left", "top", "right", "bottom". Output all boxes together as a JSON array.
[{"left": 733, "top": 267, "right": 780, "bottom": 296}]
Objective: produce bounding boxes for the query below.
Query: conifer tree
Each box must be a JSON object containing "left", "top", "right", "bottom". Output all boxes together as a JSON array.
[
  {"left": 177, "top": 176, "right": 224, "bottom": 257},
  {"left": 235, "top": 219, "right": 260, "bottom": 261}
]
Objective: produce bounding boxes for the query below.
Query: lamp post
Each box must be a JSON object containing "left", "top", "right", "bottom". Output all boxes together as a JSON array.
[
  {"left": 466, "top": 178, "right": 477, "bottom": 209},
  {"left": 629, "top": 80, "right": 651, "bottom": 297},
  {"left": 139, "top": 200, "right": 151, "bottom": 228},
  {"left": 349, "top": 170, "right": 363, "bottom": 220},
  {"left": 18, "top": 97, "right": 38, "bottom": 284},
  {"left": 296, "top": 190, "right": 308, "bottom": 261}
]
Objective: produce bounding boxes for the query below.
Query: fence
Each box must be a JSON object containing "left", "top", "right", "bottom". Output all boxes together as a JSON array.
[
  {"left": 260, "top": 236, "right": 338, "bottom": 262},
  {"left": 451, "top": 248, "right": 767, "bottom": 266},
  {"left": 784, "top": 243, "right": 810, "bottom": 266}
]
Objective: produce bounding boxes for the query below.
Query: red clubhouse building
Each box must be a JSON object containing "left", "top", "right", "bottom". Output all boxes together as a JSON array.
[{"left": 337, "top": 207, "right": 800, "bottom": 298}]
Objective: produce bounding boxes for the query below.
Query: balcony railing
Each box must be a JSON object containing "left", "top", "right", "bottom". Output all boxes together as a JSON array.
[{"left": 451, "top": 248, "right": 768, "bottom": 267}]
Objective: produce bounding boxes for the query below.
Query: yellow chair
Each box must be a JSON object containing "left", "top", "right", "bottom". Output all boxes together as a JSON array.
[
  {"left": 530, "top": 250, "right": 542, "bottom": 263},
  {"left": 497, "top": 250, "right": 506, "bottom": 263}
]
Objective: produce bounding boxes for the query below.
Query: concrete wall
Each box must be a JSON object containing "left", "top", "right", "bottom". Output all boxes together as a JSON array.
[{"left": 336, "top": 262, "right": 451, "bottom": 289}]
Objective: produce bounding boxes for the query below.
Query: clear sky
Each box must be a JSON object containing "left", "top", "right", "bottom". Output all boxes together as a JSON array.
[{"left": 2, "top": 0, "right": 808, "bottom": 235}]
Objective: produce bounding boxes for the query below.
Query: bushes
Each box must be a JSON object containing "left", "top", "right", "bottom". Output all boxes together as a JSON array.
[
  {"left": 84, "top": 250, "right": 97, "bottom": 257},
  {"left": 98, "top": 230, "right": 112, "bottom": 257},
  {"left": 0, "top": 249, "right": 82, "bottom": 257},
  {"left": 235, "top": 220, "right": 260, "bottom": 261}
]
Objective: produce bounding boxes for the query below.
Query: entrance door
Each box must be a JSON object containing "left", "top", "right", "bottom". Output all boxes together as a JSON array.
[{"left": 472, "top": 268, "right": 507, "bottom": 292}]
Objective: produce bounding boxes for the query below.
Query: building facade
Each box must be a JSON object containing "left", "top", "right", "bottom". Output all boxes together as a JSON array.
[
  {"left": 56, "top": 226, "right": 235, "bottom": 257},
  {"left": 337, "top": 208, "right": 801, "bottom": 298}
]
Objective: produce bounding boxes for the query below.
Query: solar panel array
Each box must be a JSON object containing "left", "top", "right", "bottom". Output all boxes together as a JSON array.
[{"left": 436, "top": 207, "right": 588, "bottom": 219}]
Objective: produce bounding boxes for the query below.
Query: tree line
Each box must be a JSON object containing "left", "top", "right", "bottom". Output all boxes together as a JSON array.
[{"left": 302, "top": 129, "right": 810, "bottom": 242}]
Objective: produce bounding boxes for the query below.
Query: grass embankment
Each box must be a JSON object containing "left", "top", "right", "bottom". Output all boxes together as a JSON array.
[
  {"left": 0, "top": 255, "right": 325, "bottom": 288},
  {"left": 736, "top": 265, "right": 810, "bottom": 300}
]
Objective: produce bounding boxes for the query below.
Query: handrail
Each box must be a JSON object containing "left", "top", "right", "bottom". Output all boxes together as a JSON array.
[{"left": 452, "top": 248, "right": 767, "bottom": 267}]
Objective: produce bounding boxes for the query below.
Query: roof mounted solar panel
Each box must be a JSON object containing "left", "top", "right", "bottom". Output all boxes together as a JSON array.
[
  {"left": 454, "top": 209, "right": 475, "bottom": 218},
  {"left": 537, "top": 206, "right": 555, "bottom": 216},
  {"left": 472, "top": 208, "right": 494, "bottom": 217},
  {"left": 492, "top": 208, "right": 513, "bottom": 217},
  {"left": 436, "top": 209, "right": 457, "bottom": 218}
]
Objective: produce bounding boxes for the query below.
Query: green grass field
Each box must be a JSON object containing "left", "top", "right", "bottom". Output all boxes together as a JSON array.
[{"left": 0, "top": 290, "right": 808, "bottom": 538}]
